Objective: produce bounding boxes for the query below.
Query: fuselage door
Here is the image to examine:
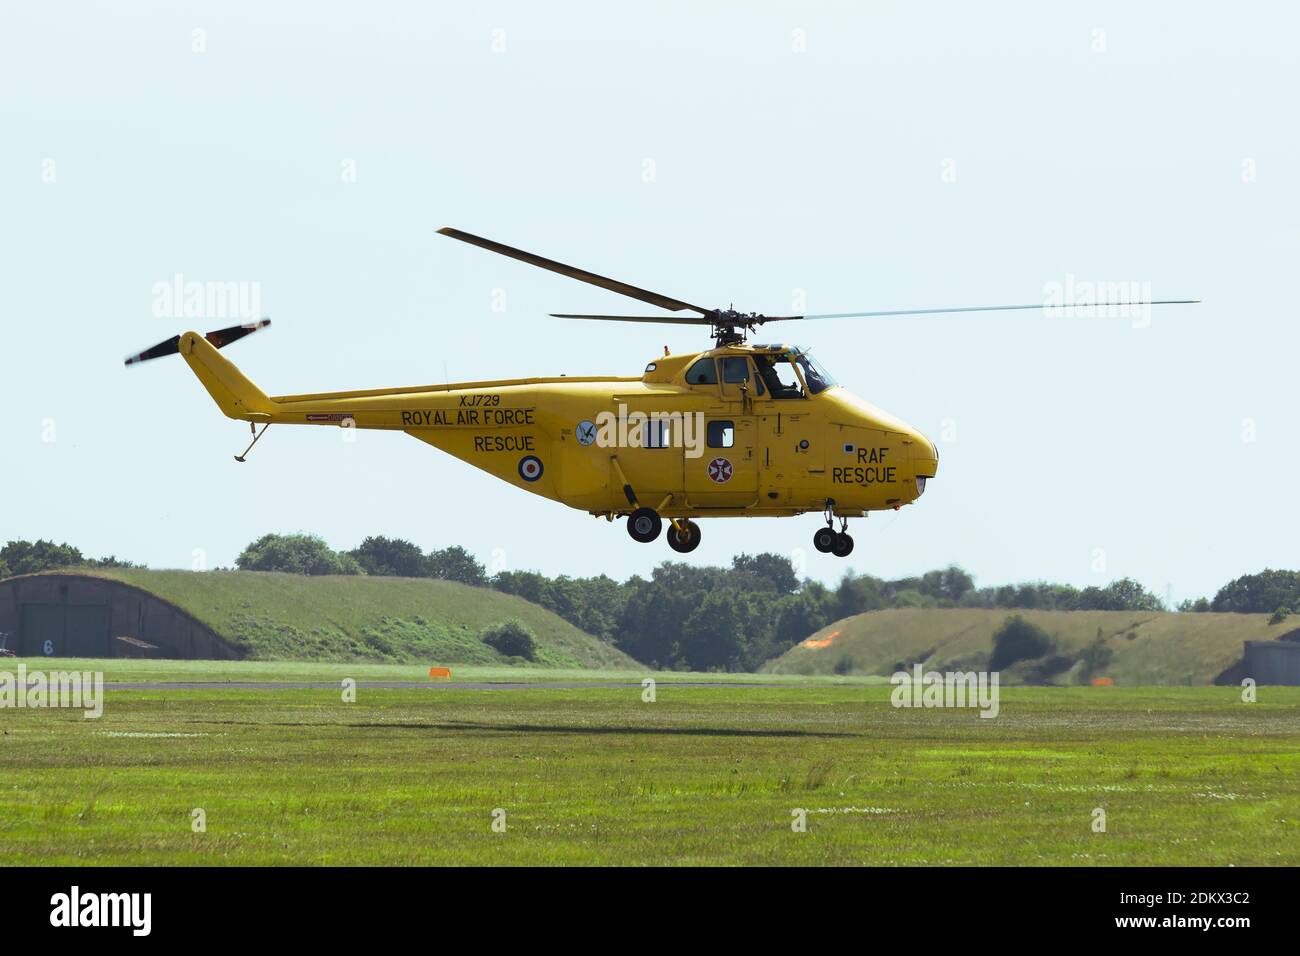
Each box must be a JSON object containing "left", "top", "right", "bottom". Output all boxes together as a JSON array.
[{"left": 684, "top": 415, "right": 757, "bottom": 508}]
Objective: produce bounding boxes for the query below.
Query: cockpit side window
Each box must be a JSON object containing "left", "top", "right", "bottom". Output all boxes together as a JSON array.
[
  {"left": 754, "top": 354, "right": 806, "bottom": 399},
  {"left": 685, "top": 357, "right": 718, "bottom": 385}
]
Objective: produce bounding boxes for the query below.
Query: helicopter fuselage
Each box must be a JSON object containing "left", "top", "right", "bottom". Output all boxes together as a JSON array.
[{"left": 179, "top": 331, "right": 938, "bottom": 524}]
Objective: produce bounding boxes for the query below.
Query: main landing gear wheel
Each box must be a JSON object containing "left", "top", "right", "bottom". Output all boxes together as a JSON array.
[
  {"left": 831, "top": 532, "right": 854, "bottom": 557},
  {"left": 627, "top": 507, "right": 663, "bottom": 543},
  {"left": 666, "top": 520, "right": 701, "bottom": 554},
  {"left": 813, "top": 527, "right": 837, "bottom": 553}
]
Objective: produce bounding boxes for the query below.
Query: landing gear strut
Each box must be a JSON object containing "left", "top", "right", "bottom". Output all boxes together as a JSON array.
[{"left": 814, "top": 500, "right": 854, "bottom": 558}]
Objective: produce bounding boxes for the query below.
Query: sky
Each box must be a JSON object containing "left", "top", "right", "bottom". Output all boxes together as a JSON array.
[{"left": 1, "top": 1, "right": 1297, "bottom": 603}]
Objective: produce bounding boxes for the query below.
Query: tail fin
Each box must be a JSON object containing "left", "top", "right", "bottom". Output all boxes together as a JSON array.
[{"left": 124, "top": 319, "right": 278, "bottom": 420}]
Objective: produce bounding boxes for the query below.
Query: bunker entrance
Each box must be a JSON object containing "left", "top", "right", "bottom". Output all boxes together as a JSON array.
[{"left": 18, "top": 603, "right": 111, "bottom": 657}]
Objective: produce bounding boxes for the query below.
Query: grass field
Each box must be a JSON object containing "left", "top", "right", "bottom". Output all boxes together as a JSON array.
[
  {"left": 2, "top": 662, "right": 1297, "bottom": 865},
  {"left": 768, "top": 607, "right": 1288, "bottom": 684}
]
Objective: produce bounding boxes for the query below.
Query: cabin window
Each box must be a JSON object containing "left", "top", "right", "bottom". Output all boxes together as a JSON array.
[
  {"left": 721, "top": 356, "right": 749, "bottom": 384},
  {"left": 707, "top": 420, "right": 734, "bottom": 448},
  {"left": 685, "top": 357, "right": 718, "bottom": 385},
  {"left": 644, "top": 417, "right": 672, "bottom": 448}
]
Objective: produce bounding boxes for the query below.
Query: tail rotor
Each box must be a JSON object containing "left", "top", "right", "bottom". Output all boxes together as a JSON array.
[{"left": 124, "top": 318, "right": 271, "bottom": 367}]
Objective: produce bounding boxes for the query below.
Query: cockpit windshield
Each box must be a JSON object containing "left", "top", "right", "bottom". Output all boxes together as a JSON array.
[
  {"left": 751, "top": 348, "right": 837, "bottom": 399},
  {"left": 792, "top": 350, "right": 837, "bottom": 395}
]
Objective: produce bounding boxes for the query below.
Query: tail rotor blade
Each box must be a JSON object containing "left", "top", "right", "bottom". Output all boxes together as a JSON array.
[
  {"left": 124, "top": 318, "right": 271, "bottom": 367},
  {"left": 124, "top": 334, "right": 182, "bottom": 366},
  {"left": 205, "top": 318, "right": 272, "bottom": 348}
]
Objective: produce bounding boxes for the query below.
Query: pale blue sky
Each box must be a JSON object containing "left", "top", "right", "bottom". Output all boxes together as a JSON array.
[{"left": 2, "top": 2, "right": 1296, "bottom": 602}]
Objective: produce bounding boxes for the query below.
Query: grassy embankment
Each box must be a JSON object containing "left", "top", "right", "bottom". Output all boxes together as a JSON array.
[
  {"left": 63, "top": 568, "right": 636, "bottom": 669},
  {"left": 766, "top": 607, "right": 1287, "bottom": 684}
]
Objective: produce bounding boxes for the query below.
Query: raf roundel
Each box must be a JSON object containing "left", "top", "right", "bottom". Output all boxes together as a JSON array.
[
  {"left": 706, "top": 457, "right": 733, "bottom": 483},
  {"left": 518, "top": 455, "right": 544, "bottom": 482}
]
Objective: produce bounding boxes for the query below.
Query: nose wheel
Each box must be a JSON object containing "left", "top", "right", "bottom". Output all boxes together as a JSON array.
[{"left": 814, "top": 501, "right": 855, "bottom": 557}]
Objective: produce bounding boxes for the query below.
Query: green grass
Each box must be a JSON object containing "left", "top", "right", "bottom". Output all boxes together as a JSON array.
[
  {"left": 49, "top": 568, "right": 636, "bottom": 669},
  {"left": 1, "top": 677, "right": 1296, "bottom": 865},
  {"left": 767, "top": 607, "right": 1285, "bottom": 684},
  {"left": 2, "top": 657, "right": 888, "bottom": 685}
]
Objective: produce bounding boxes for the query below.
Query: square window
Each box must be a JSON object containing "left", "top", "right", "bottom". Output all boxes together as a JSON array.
[
  {"left": 721, "top": 357, "right": 749, "bottom": 384},
  {"left": 707, "top": 420, "right": 734, "bottom": 448},
  {"left": 644, "top": 418, "right": 672, "bottom": 448}
]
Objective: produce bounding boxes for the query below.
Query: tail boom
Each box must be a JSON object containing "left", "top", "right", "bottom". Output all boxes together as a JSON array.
[{"left": 177, "top": 331, "right": 278, "bottom": 420}]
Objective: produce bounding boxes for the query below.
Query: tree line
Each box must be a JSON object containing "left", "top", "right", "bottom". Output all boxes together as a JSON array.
[{"left": 4, "top": 535, "right": 1298, "bottom": 671}]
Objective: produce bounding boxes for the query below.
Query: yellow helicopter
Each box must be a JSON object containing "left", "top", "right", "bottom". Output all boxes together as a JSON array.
[{"left": 126, "top": 228, "right": 1195, "bottom": 555}]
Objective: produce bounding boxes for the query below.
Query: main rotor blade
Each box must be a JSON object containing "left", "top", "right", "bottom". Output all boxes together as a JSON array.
[
  {"left": 770, "top": 300, "right": 1200, "bottom": 322},
  {"left": 438, "top": 227, "right": 710, "bottom": 314},
  {"left": 550, "top": 313, "right": 715, "bottom": 326}
]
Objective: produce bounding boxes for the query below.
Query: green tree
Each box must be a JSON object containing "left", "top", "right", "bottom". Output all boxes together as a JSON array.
[
  {"left": 889, "top": 588, "right": 936, "bottom": 609},
  {"left": 1075, "top": 579, "right": 1163, "bottom": 612},
  {"left": 681, "top": 589, "right": 749, "bottom": 671},
  {"left": 989, "top": 615, "right": 1055, "bottom": 670},
  {"left": 1212, "top": 570, "right": 1300, "bottom": 614},
  {"left": 480, "top": 619, "right": 536, "bottom": 660},
  {"left": 492, "top": 570, "right": 548, "bottom": 605},
  {"left": 616, "top": 563, "right": 732, "bottom": 667},
  {"left": 918, "top": 565, "right": 975, "bottom": 603},
  {"left": 426, "top": 546, "right": 488, "bottom": 586},
  {"left": 835, "top": 572, "right": 886, "bottom": 618},
  {"left": 349, "top": 536, "right": 428, "bottom": 577},
  {"left": 83, "top": 555, "right": 140, "bottom": 569},
  {"left": 776, "top": 586, "right": 833, "bottom": 643},
  {"left": 236, "top": 534, "right": 362, "bottom": 575},
  {"left": 0, "top": 539, "right": 84, "bottom": 575},
  {"left": 730, "top": 553, "right": 799, "bottom": 594}
]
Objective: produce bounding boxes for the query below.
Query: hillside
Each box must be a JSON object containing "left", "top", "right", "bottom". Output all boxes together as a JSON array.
[
  {"left": 64, "top": 569, "right": 638, "bottom": 669},
  {"left": 764, "top": 607, "right": 1287, "bottom": 685}
]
